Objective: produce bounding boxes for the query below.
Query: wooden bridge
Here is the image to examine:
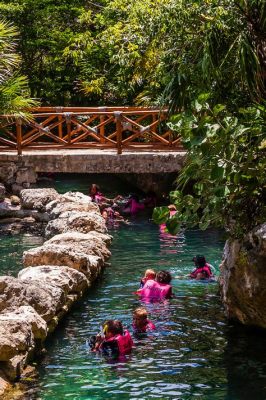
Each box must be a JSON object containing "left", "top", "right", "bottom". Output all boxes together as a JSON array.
[{"left": 0, "top": 107, "right": 182, "bottom": 155}]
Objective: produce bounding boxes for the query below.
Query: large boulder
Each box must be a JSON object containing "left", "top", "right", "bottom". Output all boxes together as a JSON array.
[
  {"left": 45, "top": 211, "right": 106, "bottom": 237},
  {"left": 0, "top": 306, "right": 47, "bottom": 362},
  {"left": 220, "top": 223, "right": 266, "bottom": 329},
  {"left": 23, "top": 244, "right": 103, "bottom": 281},
  {"left": 18, "top": 265, "right": 89, "bottom": 296},
  {"left": 45, "top": 232, "right": 111, "bottom": 261},
  {"left": 20, "top": 188, "right": 59, "bottom": 211},
  {"left": 46, "top": 191, "right": 97, "bottom": 218},
  {"left": 0, "top": 276, "right": 65, "bottom": 323}
]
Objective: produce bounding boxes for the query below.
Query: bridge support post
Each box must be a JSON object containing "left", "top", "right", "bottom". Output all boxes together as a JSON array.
[
  {"left": 114, "top": 111, "right": 122, "bottom": 155},
  {"left": 99, "top": 107, "right": 106, "bottom": 144},
  {"left": 16, "top": 118, "right": 22, "bottom": 155},
  {"left": 65, "top": 113, "right": 72, "bottom": 145}
]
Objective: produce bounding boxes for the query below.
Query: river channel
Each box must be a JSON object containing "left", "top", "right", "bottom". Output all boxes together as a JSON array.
[{"left": 1, "top": 174, "right": 266, "bottom": 399}]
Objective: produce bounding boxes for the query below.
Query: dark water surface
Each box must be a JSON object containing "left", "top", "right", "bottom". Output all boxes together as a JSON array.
[{"left": 0, "top": 174, "right": 266, "bottom": 399}]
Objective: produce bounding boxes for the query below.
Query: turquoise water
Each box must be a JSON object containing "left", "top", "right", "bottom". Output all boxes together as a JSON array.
[{"left": 0, "top": 174, "right": 266, "bottom": 399}]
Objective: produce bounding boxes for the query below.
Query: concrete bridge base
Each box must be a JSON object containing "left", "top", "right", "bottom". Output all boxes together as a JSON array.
[{"left": 0, "top": 149, "right": 186, "bottom": 194}]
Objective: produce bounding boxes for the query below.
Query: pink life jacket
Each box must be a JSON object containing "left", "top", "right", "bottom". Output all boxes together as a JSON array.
[
  {"left": 141, "top": 279, "right": 172, "bottom": 301},
  {"left": 106, "top": 330, "right": 133, "bottom": 355},
  {"left": 133, "top": 319, "right": 156, "bottom": 333},
  {"left": 159, "top": 210, "right": 177, "bottom": 233},
  {"left": 124, "top": 198, "right": 145, "bottom": 215},
  {"left": 190, "top": 264, "right": 212, "bottom": 279}
]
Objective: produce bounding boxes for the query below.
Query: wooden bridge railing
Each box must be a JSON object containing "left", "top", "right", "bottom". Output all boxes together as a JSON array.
[{"left": 0, "top": 107, "right": 182, "bottom": 155}]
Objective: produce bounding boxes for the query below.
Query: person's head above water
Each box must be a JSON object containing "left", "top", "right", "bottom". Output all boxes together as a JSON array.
[
  {"left": 102, "top": 320, "right": 123, "bottom": 338},
  {"left": 156, "top": 270, "right": 172, "bottom": 284},
  {"left": 133, "top": 307, "right": 148, "bottom": 328},
  {"left": 90, "top": 183, "right": 100, "bottom": 195},
  {"left": 193, "top": 255, "right": 206, "bottom": 268},
  {"left": 144, "top": 269, "right": 156, "bottom": 280}
]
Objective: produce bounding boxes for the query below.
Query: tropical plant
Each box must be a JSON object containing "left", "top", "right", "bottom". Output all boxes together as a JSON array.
[
  {"left": 153, "top": 95, "right": 266, "bottom": 238},
  {"left": 0, "top": 19, "right": 37, "bottom": 118}
]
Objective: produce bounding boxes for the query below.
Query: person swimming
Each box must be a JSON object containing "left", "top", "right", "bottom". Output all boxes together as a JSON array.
[
  {"left": 137, "top": 270, "right": 173, "bottom": 302},
  {"left": 132, "top": 307, "right": 156, "bottom": 333},
  {"left": 189, "top": 255, "right": 214, "bottom": 280},
  {"left": 139, "top": 268, "right": 156, "bottom": 288},
  {"left": 159, "top": 204, "right": 177, "bottom": 234},
  {"left": 89, "top": 320, "right": 133, "bottom": 357},
  {"left": 122, "top": 194, "right": 145, "bottom": 215}
]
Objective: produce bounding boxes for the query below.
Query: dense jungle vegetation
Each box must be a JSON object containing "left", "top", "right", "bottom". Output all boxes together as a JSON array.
[{"left": 0, "top": 0, "right": 265, "bottom": 237}]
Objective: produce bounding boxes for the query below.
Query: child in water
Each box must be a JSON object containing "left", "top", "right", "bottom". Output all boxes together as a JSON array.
[
  {"left": 132, "top": 307, "right": 156, "bottom": 333},
  {"left": 137, "top": 270, "right": 173, "bottom": 302},
  {"left": 90, "top": 320, "right": 133, "bottom": 357},
  {"left": 139, "top": 268, "right": 156, "bottom": 288}
]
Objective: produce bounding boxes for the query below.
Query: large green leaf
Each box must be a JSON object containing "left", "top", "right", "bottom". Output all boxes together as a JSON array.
[{"left": 152, "top": 206, "right": 170, "bottom": 224}]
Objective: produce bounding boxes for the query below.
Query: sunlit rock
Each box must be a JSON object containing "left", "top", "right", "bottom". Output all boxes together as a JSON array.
[
  {"left": 23, "top": 244, "right": 103, "bottom": 281},
  {"left": 18, "top": 265, "right": 89, "bottom": 296},
  {"left": 20, "top": 188, "right": 59, "bottom": 211},
  {"left": 0, "top": 275, "right": 66, "bottom": 323},
  {"left": 45, "top": 231, "right": 111, "bottom": 261},
  {"left": 220, "top": 223, "right": 266, "bottom": 329},
  {"left": 46, "top": 192, "right": 98, "bottom": 218},
  {"left": 45, "top": 210, "right": 106, "bottom": 237},
  {"left": 0, "top": 306, "right": 47, "bottom": 362}
]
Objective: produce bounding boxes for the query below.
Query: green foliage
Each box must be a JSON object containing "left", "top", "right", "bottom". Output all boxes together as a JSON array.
[
  {"left": 154, "top": 96, "right": 266, "bottom": 237},
  {"left": 0, "top": 19, "right": 37, "bottom": 117},
  {"left": 0, "top": 0, "right": 92, "bottom": 105}
]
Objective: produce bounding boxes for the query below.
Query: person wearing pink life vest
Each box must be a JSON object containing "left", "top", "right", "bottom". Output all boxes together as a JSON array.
[
  {"left": 159, "top": 204, "right": 177, "bottom": 234},
  {"left": 190, "top": 255, "right": 214, "bottom": 280},
  {"left": 137, "top": 270, "right": 173, "bottom": 302},
  {"left": 123, "top": 194, "right": 145, "bottom": 215},
  {"left": 91, "top": 320, "right": 133, "bottom": 357},
  {"left": 132, "top": 307, "right": 156, "bottom": 333}
]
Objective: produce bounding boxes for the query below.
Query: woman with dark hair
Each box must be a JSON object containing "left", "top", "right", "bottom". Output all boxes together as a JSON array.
[{"left": 190, "top": 255, "right": 214, "bottom": 280}]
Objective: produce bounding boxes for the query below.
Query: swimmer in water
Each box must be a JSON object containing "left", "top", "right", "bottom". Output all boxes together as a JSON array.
[{"left": 132, "top": 307, "right": 156, "bottom": 333}]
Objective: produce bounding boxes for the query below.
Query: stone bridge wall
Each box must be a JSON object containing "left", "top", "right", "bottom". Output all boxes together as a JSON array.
[{"left": 0, "top": 150, "right": 186, "bottom": 194}]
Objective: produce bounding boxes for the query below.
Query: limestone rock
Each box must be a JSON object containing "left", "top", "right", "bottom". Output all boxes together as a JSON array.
[
  {"left": 18, "top": 265, "right": 89, "bottom": 296},
  {"left": 0, "top": 276, "right": 65, "bottom": 323},
  {"left": 23, "top": 244, "right": 103, "bottom": 280},
  {"left": 46, "top": 192, "right": 98, "bottom": 218},
  {"left": 220, "top": 223, "right": 266, "bottom": 329},
  {"left": 16, "top": 168, "right": 37, "bottom": 185},
  {"left": 0, "top": 306, "right": 47, "bottom": 362},
  {"left": 45, "top": 211, "right": 106, "bottom": 237},
  {"left": 45, "top": 231, "right": 111, "bottom": 261},
  {"left": 46, "top": 230, "right": 112, "bottom": 247},
  {"left": 10, "top": 195, "right": 20, "bottom": 206},
  {"left": 0, "top": 163, "right": 17, "bottom": 183},
  {"left": 20, "top": 188, "right": 59, "bottom": 211},
  {"left": 0, "top": 183, "right": 5, "bottom": 201}
]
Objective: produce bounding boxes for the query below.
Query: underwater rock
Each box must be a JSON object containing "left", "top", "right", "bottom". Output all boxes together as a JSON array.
[
  {"left": 220, "top": 223, "right": 266, "bottom": 329},
  {"left": 23, "top": 244, "right": 103, "bottom": 281},
  {"left": 20, "top": 188, "right": 59, "bottom": 211},
  {"left": 45, "top": 210, "right": 106, "bottom": 237}
]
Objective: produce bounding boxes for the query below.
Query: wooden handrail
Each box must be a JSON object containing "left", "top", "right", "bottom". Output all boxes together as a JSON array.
[{"left": 0, "top": 107, "right": 182, "bottom": 154}]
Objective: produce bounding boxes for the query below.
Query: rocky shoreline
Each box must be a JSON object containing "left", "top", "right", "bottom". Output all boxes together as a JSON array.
[{"left": 0, "top": 188, "right": 112, "bottom": 397}]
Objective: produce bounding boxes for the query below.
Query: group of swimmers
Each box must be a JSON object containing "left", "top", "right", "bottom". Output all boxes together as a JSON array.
[
  {"left": 89, "top": 183, "right": 156, "bottom": 223},
  {"left": 90, "top": 255, "right": 215, "bottom": 358}
]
